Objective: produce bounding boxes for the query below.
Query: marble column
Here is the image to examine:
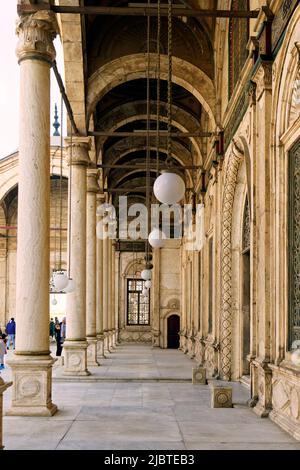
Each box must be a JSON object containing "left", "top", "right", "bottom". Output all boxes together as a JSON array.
[
  {"left": 111, "top": 242, "right": 116, "bottom": 348},
  {"left": 103, "top": 235, "right": 110, "bottom": 353},
  {"left": 63, "top": 137, "right": 91, "bottom": 376},
  {"left": 86, "top": 170, "right": 100, "bottom": 366},
  {"left": 108, "top": 239, "right": 114, "bottom": 350},
  {"left": 114, "top": 250, "right": 120, "bottom": 345},
  {"left": 96, "top": 194, "right": 105, "bottom": 358},
  {"left": 6, "top": 11, "right": 58, "bottom": 416},
  {"left": 251, "top": 60, "right": 273, "bottom": 417}
]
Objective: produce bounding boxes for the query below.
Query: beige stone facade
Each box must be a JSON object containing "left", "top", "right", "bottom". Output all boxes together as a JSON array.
[{"left": 0, "top": 0, "right": 299, "bottom": 443}]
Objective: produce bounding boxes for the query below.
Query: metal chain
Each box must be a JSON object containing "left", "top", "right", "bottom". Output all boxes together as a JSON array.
[
  {"left": 167, "top": 0, "right": 173, "bottom": 166},
  {"left": 156, "top": 0, "right": 161, "bottom": 176},
  {"left": 59, "top": 95, "right": 63, "bottom": 271},
  {"left": 146, "top": 0, "right": 151, "bottom": 261}
]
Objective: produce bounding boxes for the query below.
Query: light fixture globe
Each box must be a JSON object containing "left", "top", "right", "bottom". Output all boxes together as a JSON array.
[
  {"left": 141, "top": 269, "right": 152, "bottom": 280},
  {"left": 148, "top": 228, "right": 166, "bottom": 248},
  {"left": 51, "top": 297, "right": 57, "bottom": 306},
  {"left": 53, "top": 270, "right": 69, "bottom": 291},
  {"left": 63, "top": 278, "right": 76, "bottom": 293},
  {"left": 153, "top": 172, "right": 185, "bottom": 204},
  {"left": 145, "top": 280, "right": 152, "bottom": 289},
  {"left": 291, "top": 349, "right": 300, "bottom": 366}
]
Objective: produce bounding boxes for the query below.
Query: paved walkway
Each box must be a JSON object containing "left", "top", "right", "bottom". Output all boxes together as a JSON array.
[{"left": 1, "top": 344, "right": 300, "bottom": 450}]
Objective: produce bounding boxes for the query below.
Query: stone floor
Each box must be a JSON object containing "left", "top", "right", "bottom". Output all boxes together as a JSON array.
[{"left": 1, "top": 343, "right": 300, "bottom": 450}]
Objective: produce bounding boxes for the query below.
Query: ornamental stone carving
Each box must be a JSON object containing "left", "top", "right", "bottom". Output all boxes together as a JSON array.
[
  {"left": 65, "top": 137, "right": 91, "bottom": 166},
  {"left": 252, "top": 61, "right": 273, "bottom": 101},
  {"left": 16, "top": 11, "right": 58, "bottom": 63},
  {"left": 220, "top": 143, "right": 243, "bottom": 380}
]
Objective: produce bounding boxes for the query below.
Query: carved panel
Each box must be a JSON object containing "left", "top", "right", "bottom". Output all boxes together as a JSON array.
[
  {"left": 272, "top": 0, "right": 299, "bottom": 53},
  {"left": 228, "top": 0, "right": 249, "bottom": 97},
  {"left": 289, "top": 66, "right": 300, "bottom": 128},
  {"left": 243, "top": 197, "right": 250, "bottom": 251},
  {"left": 289, "top": 139, "right": 300, "bottom": 345},
  {"left": 220, "top": 148, "right": 243, "bottom": 379}
]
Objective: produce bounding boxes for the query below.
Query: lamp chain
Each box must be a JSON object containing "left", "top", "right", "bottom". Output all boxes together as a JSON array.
[
  {"left": 59, "top": 94, "right": 63, "bottom": 271},
  {"left": 146, "top": 0, "right": 151, "bottom": 263},
  {"left": 167, "top": 0, "right": 173, "bottom": 167},
  {"left": 156, "top": 0, "right": 161, "bottom": 176}
]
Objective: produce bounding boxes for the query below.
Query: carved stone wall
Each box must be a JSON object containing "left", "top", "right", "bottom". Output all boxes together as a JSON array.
[{"left": 220, "top": 146, "right": 243, "bottom": 380}]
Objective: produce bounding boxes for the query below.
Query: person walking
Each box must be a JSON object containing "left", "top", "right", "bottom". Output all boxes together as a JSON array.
[
  {"left": 0, "top": 334, "right": 7, "bottom": 370},
  {"left": 49, "top": 318, "right": 55, "bottom": 340},
  {"left": 5, "top": 317, "right": 16, "bottom": 350}
]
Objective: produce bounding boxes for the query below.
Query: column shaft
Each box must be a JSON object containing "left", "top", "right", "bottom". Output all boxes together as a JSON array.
[
  {"left": 86, "top": 171, "right": 99, "bottom": 366},
  {"left": 103, "top": 236, "right": 109, "bottom": 353},
  {"left": 96, "top": 194, "right": 105, "bottom": 358},
  {"left": 63, "top": 137, "right": 91, "bottom": 376},
  {"left": 7, "top": 11, "right": 58, "bottom": 417}
]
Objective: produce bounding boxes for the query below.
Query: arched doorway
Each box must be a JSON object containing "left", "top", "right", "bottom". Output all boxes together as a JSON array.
[{"left": 167, "top": 315, "right": 180, "bottom": 349}]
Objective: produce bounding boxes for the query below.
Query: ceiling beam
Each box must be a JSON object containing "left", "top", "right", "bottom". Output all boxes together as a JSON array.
[
  {"left": 89, "top": 131, "right": 212, "bottom": 138},
  {"left": 99, "top": 164, "right": 201, "bottom": 170},
  {"left": 18, "top": 4, "right": 260, "bottom": 19}
]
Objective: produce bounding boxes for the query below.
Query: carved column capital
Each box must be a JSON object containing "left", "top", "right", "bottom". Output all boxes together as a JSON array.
[
  {"left": 65, "top": 136, "right": 91, "bottom": 166},
  {"left": 87, "top": 169, "right": 99, "bottom": 193},
  {"left": 252, "top": 61, "right": 273, "bottom": 100},
  {"left": 16, "top": 11, "right": 58, "bottom": 64}
]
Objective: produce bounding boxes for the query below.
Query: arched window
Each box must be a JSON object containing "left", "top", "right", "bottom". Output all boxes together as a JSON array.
[{"left": 228, "top": 0, "right": 249, "bottom": 97}]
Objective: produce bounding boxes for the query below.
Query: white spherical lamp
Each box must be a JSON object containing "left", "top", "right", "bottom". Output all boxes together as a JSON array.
[
  {"left": 53, "top": 271, "right": 69, "bottom": 291},
  {"left": 153, "top": 172, "right": 185, "bottom": 204},
  {"left": 148, "top": 228, "right": 166, "bottom": 248},
  {"left": 291, "top": 349, "right": 300, "bottom": 366},
  {"left": 141, "top": 269, "right": 152, "bottom": 280},
  {"left": 51, "top": 297, "right": 57, "bottom": 306},
  {"left": 145, "top": 280, "right": 152, "bottom": 289},
  {"left": 142, "top": 288, "right": 149, "bottom": 297},
  {"left": 63, "top": 278, "right": 76, "bottom": 293}
]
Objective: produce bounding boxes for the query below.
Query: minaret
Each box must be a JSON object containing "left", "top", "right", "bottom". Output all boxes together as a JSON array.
[{"left": 53, "top": 103, "right": 60, "bottom": 136}]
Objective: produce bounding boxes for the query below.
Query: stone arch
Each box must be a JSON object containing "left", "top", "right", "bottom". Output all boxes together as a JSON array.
[
  {"left": 104, "top": 137, "right": 193, "bottom": 185},
  {"left": 86, "top": 54, "right": 216, "bottom": 129},
  {"left": 124, "top": 257, "right": 145, "bottom": 278},
  {"left": 220, "top": 141, "right": 244, "bottom": 380},
  {"left": 97, "top": 100, "right": 203, "bottom": 164}
]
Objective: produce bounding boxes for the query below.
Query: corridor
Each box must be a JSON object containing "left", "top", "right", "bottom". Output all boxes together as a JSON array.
[{"left": 1, "top": 344, "right": 300, "bottom": 450}]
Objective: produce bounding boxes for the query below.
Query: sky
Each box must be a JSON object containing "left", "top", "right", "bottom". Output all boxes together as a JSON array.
[{"left": 0, "top": 0, "right": 66, "bottom": 158}]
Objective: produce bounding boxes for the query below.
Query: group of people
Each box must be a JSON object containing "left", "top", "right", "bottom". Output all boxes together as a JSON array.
[
  {"left": 0, "top": 317, "right": 16, "bottom": 370},
  {"left": 49, "top": 317, "right": 66, "bottom": 356},
  {"left": 0, "top": 315, "right": 67, "bottom": 370}
]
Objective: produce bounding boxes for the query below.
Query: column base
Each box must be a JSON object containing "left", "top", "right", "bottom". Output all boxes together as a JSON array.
[
  {"left": 109, "top": 330, "right": 116, "bottom": 351},
  {"left": 252, "top": 358, "right": 272, "bottom": 418},
  {"left": 63, "top": 340, "right": 91, "bottom": 376},
  {"left": 96, "top": 334, "right": 106, "bottom": 359},
  {"left": 103, "top": 332, "right": 111, "bottom": 354},
  {"left": 87, "top": 337, "right": 100, "bottom": 366},
  {"left": 5, "top": 354, "right": 57, "bottom": 417}
]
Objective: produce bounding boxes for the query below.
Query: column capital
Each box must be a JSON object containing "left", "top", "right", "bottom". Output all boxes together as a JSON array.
[
  {"left": 87, "top": 169, "right": 99, "bottom": 193},
  {"left": 96, "top": 192, "right": 106, "bottom": 203},
  {"left": 65, "top": 136, "right": 91, "bottom": 166},
  {"left": 252, "top": 60, "right": 273, "bottom": 101},
  {"left": 16, "top": 11, "right": 58, "bottom": 64}
]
